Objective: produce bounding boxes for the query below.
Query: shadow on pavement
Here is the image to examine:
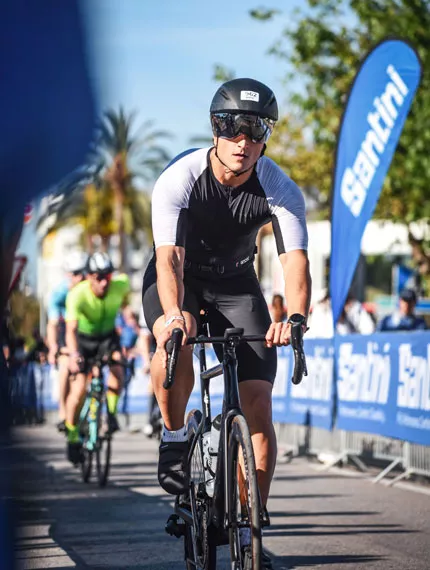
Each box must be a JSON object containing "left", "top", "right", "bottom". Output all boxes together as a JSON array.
[{"left": 274, "top": 553, "right": 385, "bottom": 568}]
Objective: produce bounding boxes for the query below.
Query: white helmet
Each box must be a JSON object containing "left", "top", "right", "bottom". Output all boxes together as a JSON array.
[
  {"left": 63, "top": 251, "right": 89, "bottom": 274},
  {"left": 86, "top": 252, "right": 114, "bottom": 274}
]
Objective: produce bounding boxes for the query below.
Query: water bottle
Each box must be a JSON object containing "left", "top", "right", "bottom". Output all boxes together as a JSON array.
[
  {"left": 204, "top": 414, "right": 221, "bottom": 497},
  {"left": 202, "top": 430, "right": 212, "bottom": 491}
]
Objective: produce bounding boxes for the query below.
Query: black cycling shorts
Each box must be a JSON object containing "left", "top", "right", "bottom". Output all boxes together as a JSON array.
[
  {"left": 142, "top": 258, "right": 276, "bottom": 384},
  {"left": 77, "top": 331, "right": 121, "bottom": 374}
]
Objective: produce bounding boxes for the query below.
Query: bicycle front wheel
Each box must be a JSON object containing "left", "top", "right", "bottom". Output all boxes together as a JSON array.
[
  {"left": 227, "top": 414, "right": 262, "bottom": 570},
  {"left": 96, "top": 401, "right": 111, "bottom": 487}
]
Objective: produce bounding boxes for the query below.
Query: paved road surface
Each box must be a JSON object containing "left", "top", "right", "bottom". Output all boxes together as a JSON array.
[{"left": 10, "top": 423, "right": 430, "bottom": 569}]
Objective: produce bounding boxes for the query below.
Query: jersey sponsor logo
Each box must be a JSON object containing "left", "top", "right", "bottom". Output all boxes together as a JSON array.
[
  {"left": 337, "top": 341, "right": 390, "bottom": 405},
  {"left": 398, "top": 343, "right": 430, "bottom": 411},
  {"left": 240, "top": 90, "right": 260, "bottom": 102},
  {"left": 341, "top": 64, "right": 409, "bottom": 217}
]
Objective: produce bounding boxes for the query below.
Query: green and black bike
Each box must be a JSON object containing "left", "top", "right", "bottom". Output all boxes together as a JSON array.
[
  {"left": 164, "top": 316, "right": 307, "bottom": 570},
  {"left": 78, "top": 355, "right": 128, "bottom": 487}
]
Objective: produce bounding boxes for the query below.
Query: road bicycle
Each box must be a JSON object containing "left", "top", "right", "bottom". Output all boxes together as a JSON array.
[
  {"left": 77, "top": 355, "right": 128, "bottom": 487},
  {"left": 164, "top": 316, "right": 307, "bottom": 569}
]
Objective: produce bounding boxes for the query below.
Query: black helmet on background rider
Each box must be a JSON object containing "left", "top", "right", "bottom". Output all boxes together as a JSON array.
[{"left": 86, "top": 252, "right": 114, "bottom": 275}]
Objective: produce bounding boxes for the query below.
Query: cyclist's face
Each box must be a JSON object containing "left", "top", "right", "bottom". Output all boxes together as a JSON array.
[
  {"left": 214, "top": 133, "right": 263, "bottom": 174},
  {"left": 69, "top": 273, "right": 84, "bottom": 288},
  {"left": 89, "top": 273, "right": 112, "bottom": 297}
]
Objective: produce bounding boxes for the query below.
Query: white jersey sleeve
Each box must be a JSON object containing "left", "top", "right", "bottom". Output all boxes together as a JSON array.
[
  {"left": 257, "top": 157, "right": 308, "bottom": 254},
  {"left": 151, "top": 148, "right": 209, "bottom": 249}
]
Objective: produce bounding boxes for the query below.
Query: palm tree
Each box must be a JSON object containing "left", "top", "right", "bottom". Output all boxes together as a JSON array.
[
  {"left": 39, "top": 108, "right": 171, "bottom": 269},
  {"left": 89, "top": 107, "right": 172, "bottom": 270}
]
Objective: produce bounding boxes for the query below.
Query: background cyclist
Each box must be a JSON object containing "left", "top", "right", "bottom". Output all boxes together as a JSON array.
[
  {"left": 46, "top": 251, "right": 88, "bottom": 432},
  {"left": 64, "top": 252, "right": 130, "bottom": 464},
  {"left": 142, "top": 78, "right": 311, "bottom": 568}
]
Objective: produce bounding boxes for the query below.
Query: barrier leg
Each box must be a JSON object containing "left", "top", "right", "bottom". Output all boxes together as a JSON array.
[
  {"left": 372, "top": 457, "right": 403, "bottom": 483},
  {"left": 348, "top": 454, "right": 368, "bottom": 472},
  {"left": 387, "top": 469, "right": 411, "bottom": 486}
]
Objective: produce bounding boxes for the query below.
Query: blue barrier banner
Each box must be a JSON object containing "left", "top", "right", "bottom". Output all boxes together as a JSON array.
[
  {"left": 284, "top": 339, "right": 334, "bottom": 430},
  {"left": 335, "top": 332, "right": 430, "bottom": 445},
  {"left": 330, "top": 39, "right": 422, "bottom": 326}
]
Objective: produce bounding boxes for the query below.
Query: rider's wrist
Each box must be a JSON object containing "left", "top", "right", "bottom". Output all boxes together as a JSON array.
[
  {"left": 164, "top": 315, "right": 185, "bottom": 328},
  {"left": 69, "top": 351, "right": 80, "bottom": 358}
]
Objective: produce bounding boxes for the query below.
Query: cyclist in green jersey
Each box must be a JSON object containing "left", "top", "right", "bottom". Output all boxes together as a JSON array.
[{"left": 65, "top": 252, "right": 130, "bottom": 464}]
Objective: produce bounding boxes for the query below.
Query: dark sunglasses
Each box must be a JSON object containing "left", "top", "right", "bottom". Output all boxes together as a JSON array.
[
  {"left": 93, "top": 272, "right": 112, "bottom": 282},
  {"left": 211, "top": 113, "right": 275, "bottom": 143}
]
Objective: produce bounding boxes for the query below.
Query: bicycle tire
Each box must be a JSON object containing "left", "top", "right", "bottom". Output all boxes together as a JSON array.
[
  {"left": 227, "top": 414, "right": 261, "bottom": 570},
  {"left": 81, "top": 448, "right": 93, "bottom": 483},
  {"left": 184, "top": 409, "right": 216, "bottom": 570},
  {"left": 96, "top": 400, "right": 111, "bottom": 487}
]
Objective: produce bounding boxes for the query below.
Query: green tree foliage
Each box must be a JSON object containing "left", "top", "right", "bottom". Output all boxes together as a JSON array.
[{"left": 252, "top": 0, "right": 430, "bottom": 223}]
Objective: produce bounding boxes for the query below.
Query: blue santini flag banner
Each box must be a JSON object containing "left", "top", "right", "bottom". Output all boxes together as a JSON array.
[{"left": 330, "top": 39, "right": 422, "bottom": 326}]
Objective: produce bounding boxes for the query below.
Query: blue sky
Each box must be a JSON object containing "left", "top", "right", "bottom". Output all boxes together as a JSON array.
[
  {"left": 18, "top": 0, "right": 305, "bottom": 285},
  {"left": 80, "top": 0, "right": 303, "bottom": 157}
]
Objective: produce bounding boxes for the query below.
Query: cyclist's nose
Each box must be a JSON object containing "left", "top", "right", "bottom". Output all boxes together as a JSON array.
[{"left": 235, "top": 133, "right": 251, "bottom": 147}]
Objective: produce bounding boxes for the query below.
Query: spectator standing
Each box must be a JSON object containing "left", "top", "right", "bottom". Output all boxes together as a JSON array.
[
  {"left": 308, "top": 290, "right": 375, "bottom": 337},
  {"left": 115, "top": 305, "right": 140, "bottom": 424},
  {"left": 377, "top": 288, "right": 427, "bottom": 332},
  {"left": 270, "top": 293, "right": 287, "bottom": 323}
]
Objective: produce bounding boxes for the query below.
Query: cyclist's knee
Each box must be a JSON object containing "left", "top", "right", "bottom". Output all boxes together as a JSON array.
[
  {"left": 239, "top": 381, "right": 273, "bottom": 428},
  {"left": 70, "top": 374, "right": 86, "bottom": 396}
]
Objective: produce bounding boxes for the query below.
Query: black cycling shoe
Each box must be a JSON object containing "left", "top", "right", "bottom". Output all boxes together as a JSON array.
[
  {"left": 242, "top": 546, "right": 274, "bottom": 570},
  {"left": 67, "top": 442, "right": 83, "bottom": 466},
  {"left": 57, "top": 419, "right": 66, "bottom": 433},
  {"left": 158, "top": 440, "right": 189, "bottom": 495},
  {"left": 107, "top": 414, "right": 120, "bottom": 435}
]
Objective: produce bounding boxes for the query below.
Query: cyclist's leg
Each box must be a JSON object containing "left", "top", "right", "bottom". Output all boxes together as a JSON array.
[
  {"left": 142, "top": 265, "right": 200, "bottom": 494},
  {"left": 142, "top": 267, "right": 201, "bottom": 433},
  {"left": 238, "top": 380, "right": 276, "bottom": 507},
  {"left": 151, "top": 313, "right": 196, "bottom": 429},
  {"left": 205, "top": 269, "right": 277, "bottom": 505},
  {"left": 65, "top": 335, "right": 94, "bottom": 461},
  {"left": 65, "top": 370, "right": 87, "bottom": 431},
  {"left": 57, "top": 351, "right": 70, "bottom": 424}
]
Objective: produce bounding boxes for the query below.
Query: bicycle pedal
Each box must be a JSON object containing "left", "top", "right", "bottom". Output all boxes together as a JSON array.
[{"left": 165, "top": 514, "right": 185, "bottom": 538}]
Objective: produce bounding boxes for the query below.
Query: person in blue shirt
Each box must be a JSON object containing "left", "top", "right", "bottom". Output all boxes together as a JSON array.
[
  {"left": 46, "top": 251, "right": 88, "bottom": 431},
  {"left": 377, "top": 288, "right": 427, "bottom": 332},
  {"left": 115, "top": 305, "right": 139, "bottom": 423}
]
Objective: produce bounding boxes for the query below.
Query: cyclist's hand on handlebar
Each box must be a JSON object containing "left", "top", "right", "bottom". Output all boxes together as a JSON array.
[
  {"left": 156, "top": 317, "right": 188, "bottom": 369},
  {"left": 265, "top": 321, "right": 292, "bottom": 347}
]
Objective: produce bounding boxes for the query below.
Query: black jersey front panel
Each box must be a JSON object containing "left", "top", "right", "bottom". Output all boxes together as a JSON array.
[
  {"left": 185, "top": 159, "right": 271, "bottom": 265},
  {"left": 151, "top": 147, "right": 308, "bottom": 274}
]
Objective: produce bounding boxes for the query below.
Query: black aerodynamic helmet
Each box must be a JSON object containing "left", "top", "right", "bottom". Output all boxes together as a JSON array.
[{"left": 210, "top": 78, "right": 278, "bottom": 121}]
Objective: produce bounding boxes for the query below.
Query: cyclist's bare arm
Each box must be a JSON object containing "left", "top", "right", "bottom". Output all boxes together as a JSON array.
[
  {"left": 266, "top": 249, "right": 311, "bottom": 346},
  {"left": 155, "top": 245, "right": 188, "bottom": 366},
  {"left": 66, "top": 319, "right": 80, "bottom": 374},
  {"left": 139, "top": 331, "right": 153, "bottom": 373},
  {"left": 46, "top": 318, "right": 58, "bottom": 363}
]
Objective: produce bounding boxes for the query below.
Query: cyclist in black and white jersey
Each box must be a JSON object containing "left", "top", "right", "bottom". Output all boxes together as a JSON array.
[{"left": 142, "top": 78, "right": 311, "bottom": 569}]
